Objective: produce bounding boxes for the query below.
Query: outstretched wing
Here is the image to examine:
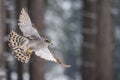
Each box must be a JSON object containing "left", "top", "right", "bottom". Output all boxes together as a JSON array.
[
  {"left": 18, "top": 8, "right": 41, "bottom": 39},
  {"left": 35, "top": 48, "right": 57, "bottom": 62},
  {"left": 35, "top": 48, "right": 71, "bottom": 68}
]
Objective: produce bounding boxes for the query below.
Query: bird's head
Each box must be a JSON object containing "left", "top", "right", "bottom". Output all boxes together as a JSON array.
[{"left": 42, "top": 38, "right": 53, "bottom": 45}]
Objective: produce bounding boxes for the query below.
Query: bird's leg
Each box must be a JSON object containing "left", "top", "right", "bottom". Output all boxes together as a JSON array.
[{"left": 26, "top": 48, "right": 32, "bottom": 58}]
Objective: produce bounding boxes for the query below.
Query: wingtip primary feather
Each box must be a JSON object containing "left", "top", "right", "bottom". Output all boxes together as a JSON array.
[
  {"left": 21, "top": 8, "right": 25, "bottom": 12},
  {"left": 51, "top": 52, "right": 71, "bottom": 68},
  {"left": 55, "top": 57, "right": 71, "bottom": 68},
  {"left": 61, "top": 63, "right": 71, "bottom": 68},
  {"left": 21, "top": 8, "right": 27, "bottom": 15}
]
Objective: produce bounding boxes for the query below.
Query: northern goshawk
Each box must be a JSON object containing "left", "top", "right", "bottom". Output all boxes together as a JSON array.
[{"left": 8, "top": 8, "right": 70, "bottom": 68}]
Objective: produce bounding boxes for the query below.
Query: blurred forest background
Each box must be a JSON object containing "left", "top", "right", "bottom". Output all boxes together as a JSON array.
[{"left": 0, "top": 0, "right": 119, "bottom": 80}]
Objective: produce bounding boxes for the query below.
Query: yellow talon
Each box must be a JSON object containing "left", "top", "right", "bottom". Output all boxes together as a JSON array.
[{"left": 26, "top": 48, "right": 32, "bottom": 58}]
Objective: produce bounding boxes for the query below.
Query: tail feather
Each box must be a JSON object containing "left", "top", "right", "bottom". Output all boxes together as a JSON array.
[
  {"left": 12, "top": 47, "right": 31, "bottom": 63},
  {"left": 8, "top": 31, "right": 31, "bottom": 63},
  {"left": 8, "top": 31, "right": 28, "bottom": 47}
]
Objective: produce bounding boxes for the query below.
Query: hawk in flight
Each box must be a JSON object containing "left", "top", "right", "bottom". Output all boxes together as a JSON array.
[{"left": 8, "top": 8, "right": 71, "bottom": 68}]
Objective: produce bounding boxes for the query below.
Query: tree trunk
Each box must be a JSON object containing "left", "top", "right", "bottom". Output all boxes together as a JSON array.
[
  {"left": 82, "top": 0, "right": 114, "bottom": 80},
  {"left": 82, "top": 0, "right": 98, "bottom": 80},
  {"left": 0, "top": 0, "right": 6, "bottom": 80},
  {"left": 16, "top": 0, "right": 24, "bottom": 80},
  {"left": 96, "top": 0, "right": 114, "bottom": 80},
  {"left": 28, "top": 0, "right": 45, "bottom": 80}
]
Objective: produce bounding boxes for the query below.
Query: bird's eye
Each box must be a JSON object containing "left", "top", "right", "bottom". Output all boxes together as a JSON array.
[{"left": 45, "top": 39, "right": 50, "bottom": 43}]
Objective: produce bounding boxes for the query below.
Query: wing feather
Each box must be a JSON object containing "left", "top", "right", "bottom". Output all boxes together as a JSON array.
[
  {"left": 35, "top": 48, "right": 71, "bottom": 68},
  {"left": 35, "top": 48, "right": 57, "bottom": 62},
  {"left": 18, "top": 8, "right": 41, "bottom": 39}
]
